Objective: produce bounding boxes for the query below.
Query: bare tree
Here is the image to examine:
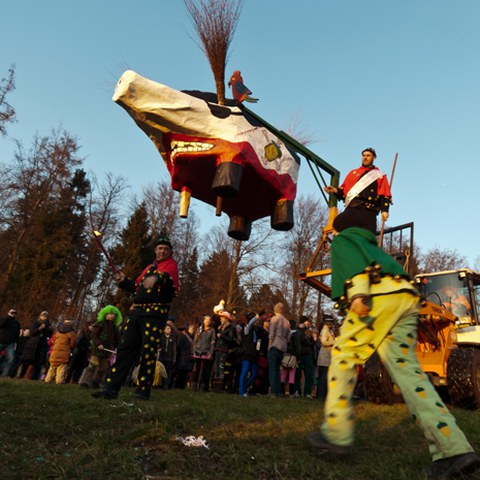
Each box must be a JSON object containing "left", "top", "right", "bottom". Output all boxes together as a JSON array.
[
  {"left": 140, "top": 179, "right": 200, "bottom": 271},
  {"left": 285, "top": 111, "right": 317, "bottom": 147},
  {"left": 418, "top": 246, "right": 467, "bottom": 273},
  {"left": 202, "top": 217, "right": 276, "bottom": 311},
  {"left": 69, "top": 172, "right": 128, "bottom": 318},
  {"left": 184, "top": 0, "right": 244, "bottom": 105},
  {"left": 0, "top": 65, "right": 16, "bottom": 136},
  {"left": 141, "top": 181, "right": 179, "bottom": 236},
  {"left": 277, "top": 195, "right": 330, "bottom": 321},
  {"left": 474, "top": 257, "right": 480, "bottom": 272}
]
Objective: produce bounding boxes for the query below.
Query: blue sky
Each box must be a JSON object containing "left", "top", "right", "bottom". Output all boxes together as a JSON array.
[{"left": 2, "top": 1, "right": 480, "bottom": 264}]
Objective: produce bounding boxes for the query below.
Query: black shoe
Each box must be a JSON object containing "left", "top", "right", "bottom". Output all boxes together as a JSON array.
[
  {"left": 424, "top": 452, "right": 480, "bottom": 479},
  {"left": 91, "top": 389, "right": 118, "bottom": 400},
  {"left": 306, "top": 431, "right": 352, "bottom": 456}
]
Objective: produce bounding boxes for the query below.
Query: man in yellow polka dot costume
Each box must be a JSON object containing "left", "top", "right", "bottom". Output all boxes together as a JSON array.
[
  {"left": 92, "top": 237, "right": 179, "bottom": 401},
  {"left": 307, "top": 226, "right": 480, "bottom": 479}
]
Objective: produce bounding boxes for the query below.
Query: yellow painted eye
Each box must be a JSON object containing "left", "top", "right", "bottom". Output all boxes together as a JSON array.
[{"left": 264, "top": 141, "right": 282, "bottom": 161}]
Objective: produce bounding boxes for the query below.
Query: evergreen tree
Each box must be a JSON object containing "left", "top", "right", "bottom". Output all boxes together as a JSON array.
[
  {"left": 107, "top": 203, "right": 153, "bottom": 314},
  {"left": 0, "top": 130, "right": 89, "bottom": 324},
  {"left": 170, "top": 246, "right": 200, "bottom": 325},
  {"left": 197, "top": 249, "right": 232, "bottom": 315},
  {"left": 248, "top": 283, "right": 276, "bottom": 312}
]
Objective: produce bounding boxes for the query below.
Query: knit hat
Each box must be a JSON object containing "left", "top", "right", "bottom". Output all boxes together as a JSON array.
[{"left": 97, "top": 305, "right": 123, "bottom": 327}]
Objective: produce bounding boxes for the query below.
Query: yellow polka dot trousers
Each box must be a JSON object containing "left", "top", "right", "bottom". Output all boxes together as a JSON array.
[{"left": 321, "top": 288, "right": 473, "bottom": 460}]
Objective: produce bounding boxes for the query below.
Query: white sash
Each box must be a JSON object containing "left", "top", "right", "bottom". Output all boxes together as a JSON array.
[{"left": 344, "top": 169, "right": 385, "bottom": 207}]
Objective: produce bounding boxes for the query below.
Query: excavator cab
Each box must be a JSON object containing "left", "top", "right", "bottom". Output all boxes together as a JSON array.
[{"left": 415, "top": 269, "right": 480, "bottom": 327}]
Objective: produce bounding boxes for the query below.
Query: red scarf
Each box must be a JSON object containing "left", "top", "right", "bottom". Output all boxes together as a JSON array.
[{"left": 136, "top": 257, "right": 179, "bottom": 292}]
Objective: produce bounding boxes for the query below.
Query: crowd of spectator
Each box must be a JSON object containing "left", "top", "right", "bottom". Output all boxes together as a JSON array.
[{"left": 0, "top": 303, "right": 344, "bottom": 400}]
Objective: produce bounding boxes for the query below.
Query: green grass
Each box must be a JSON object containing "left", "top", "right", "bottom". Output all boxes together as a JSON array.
[{"left": 1, "top": 378, "right": 480, "bottom": 480}]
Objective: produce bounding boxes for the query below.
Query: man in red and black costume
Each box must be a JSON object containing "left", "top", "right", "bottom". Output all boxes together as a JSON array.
[
  {"left": 92, "top": 237, "right": 179, "bottom": 400},
  {"left": 325, "top": 148, "right": 391, "bottom": 234}
]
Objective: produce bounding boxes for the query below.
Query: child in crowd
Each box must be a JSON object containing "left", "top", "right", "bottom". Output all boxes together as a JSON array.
[
  {"left": 79, "top": 305, "right": 122, "bottom": 389},
  {"left": 158, "top": 324, "right": 177, "bottom": 389},
  {"left": 44, "top": 319, "right": 76, "bottom": 384}
]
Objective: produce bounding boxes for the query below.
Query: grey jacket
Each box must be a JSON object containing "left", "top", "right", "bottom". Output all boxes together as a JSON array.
[{"left": 268, "top": 314, "right": 291, "bottom": 353}]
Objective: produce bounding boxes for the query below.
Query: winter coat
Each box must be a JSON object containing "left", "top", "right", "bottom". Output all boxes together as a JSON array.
[
  {"left": 159, "top": 334, "right": 176, "bottom": 363},
  {"left": 49, "top": 323, "right": 76, "bottom": 366},
  {"left": 72, "top": 331, "right": 91, "bottom": 358},
  {"left": 0, "top": 315, "right": 20, "bottom": 345},
  {"left": 20, "top": 319, "right": 53, "bottom": 364},
  {"left": 215, "top": 323, "right": 238, "bottom": 353},
  {"left": 268, "top": 314, "right": 291, "bottom": 353},
  {"left": 192, "top": 328, "right": 216, "bottom": 357},
  {"left": 256, "top": 327, "right": 269, "bottom": 356},
  {"left": 317, "top": 324, "right": 335, "bottom": 367},
  {"left": 286, "top": 330, "right": 301, "bottom": 359},
  {"left": 15, "top": 335, "right": 30, "bottom": 357},
  {"left": 67, "top": 330, "right": 91, "bottom": 377},
  {"left": 176, "top": 332, "right": 194, "bottom": 371},
  {"left": 240, "top": 317, "right": 260, "bottom": 362},
  {"left": 90, "top": 321, "right": 120, "bottom": 357},
  {"left": 297, "top": 326, "right": 315, "bottom": 359}
]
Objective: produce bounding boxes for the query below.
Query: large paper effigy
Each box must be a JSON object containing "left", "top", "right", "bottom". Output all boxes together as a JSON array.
[{"left": 113, "top": 70, "right": 299, "bottom": 240}]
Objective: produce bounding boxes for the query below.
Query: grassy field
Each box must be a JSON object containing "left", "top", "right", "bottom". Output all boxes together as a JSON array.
[{"left": 1, "top": 378, "right": 480, "bottom": 480}]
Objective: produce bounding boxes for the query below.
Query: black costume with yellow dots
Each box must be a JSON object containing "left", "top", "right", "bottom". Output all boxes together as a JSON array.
[{"left": 102, "top": 259, "right": 177, "bottom": 400}]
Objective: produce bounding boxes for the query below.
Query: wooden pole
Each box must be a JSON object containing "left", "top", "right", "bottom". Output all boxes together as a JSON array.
[
  {"left": 379, "top": 152, "right": 398, "bottom": 247},
  {"left": 215, "top": 196, "right": 222, "bottom": 216}
]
